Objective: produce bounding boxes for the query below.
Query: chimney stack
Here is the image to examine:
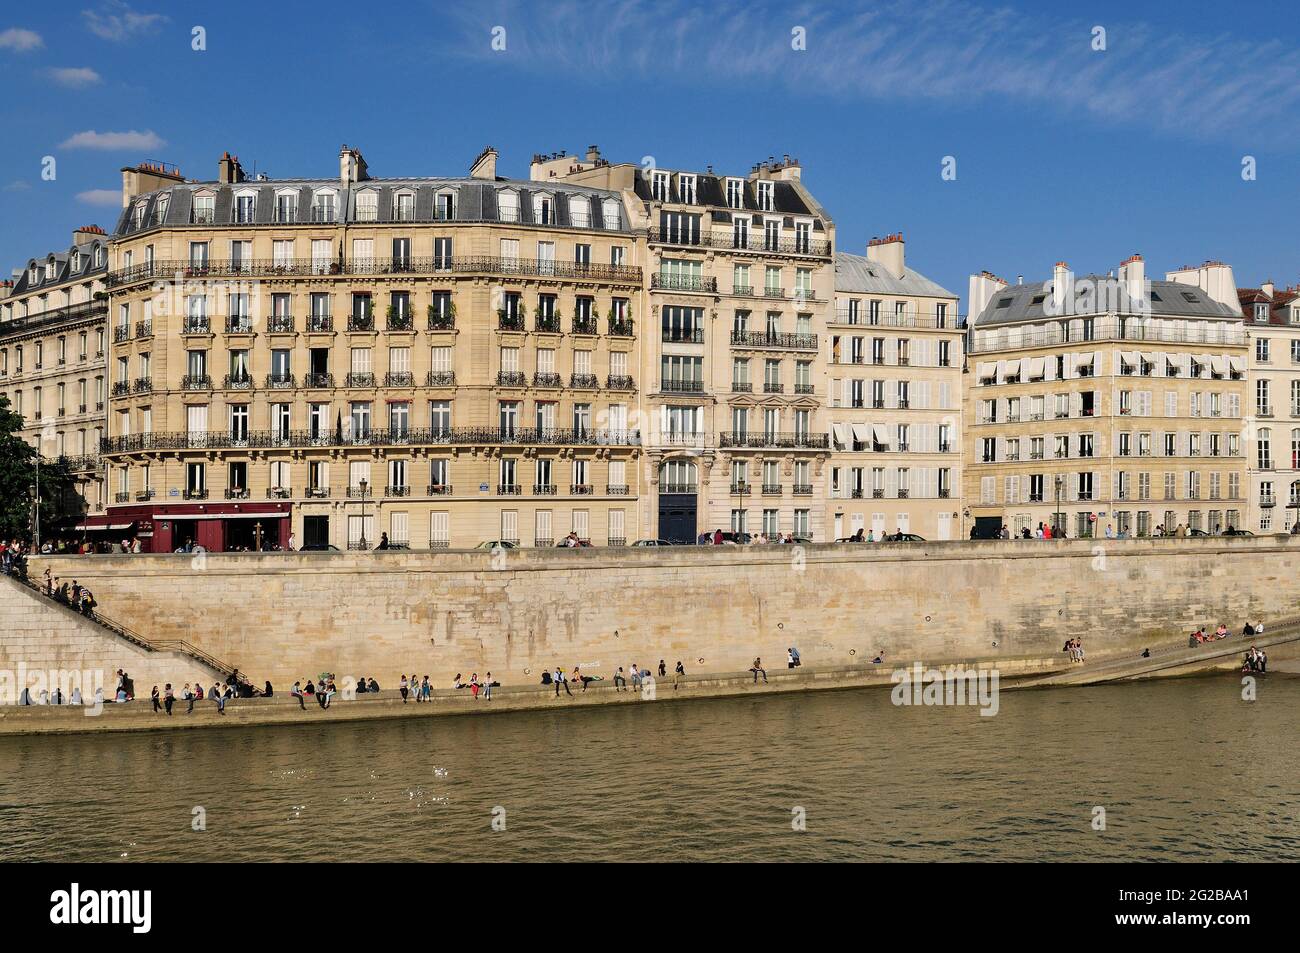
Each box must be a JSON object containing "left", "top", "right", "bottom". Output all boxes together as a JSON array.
[
  {"left": 1262, "top": 279, "right": 1275, "bottom": 298},
  {"left": 119, "top": 160, "right": 183, "bottom": 209},
  {"left": 1119, "top": 254, "right": 1146, "bottom": 308},
  {"left": 72, "top": 224, "right": 106, "bottom": 246},
  {"left": 1165, "top": 260, "right": 1242, "bottom": 315},
  {"left": 585, "top": 144, "right": 601, "bottom": 163},
  {"left": 968, "top": 270, "right": 1009, "bottom": 319},
  {"left": 469, "top": 146, "right": 499, "bottom": 180},
  {"left": 339, "top": 144, "right": 369, "bottom": 188},
  {"left": 218, "top": 151, "right": 245, "bottom": 184},
  {"left": 1050, "top": 261, "right": 1072, "bottom": 313},
  {"left": 867, "top": 232, "right": 905, "bottom": 277}
]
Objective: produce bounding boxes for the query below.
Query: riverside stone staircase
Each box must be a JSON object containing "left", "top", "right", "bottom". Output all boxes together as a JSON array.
[
  {"left": 0, "top": 573, "right": 239, "bottom": 683},
  {"left": 1010, "top": 618, "right": 1300, "bottom": 689}
]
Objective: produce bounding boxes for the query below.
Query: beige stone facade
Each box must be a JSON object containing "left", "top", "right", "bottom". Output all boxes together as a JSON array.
[
  {"left": 829, "top": 237, "right": 963, "bottom": 540},
  {"left": 538, "top": 149, "right": 835, "bottom": 542},
  {"left": 100, "top": 147, "right": 647, "bottom": 550},
  {"left": 964, "top": 257, "right": 1249, "bottom": 539},
  {"left": 0, "top": 226, "right": 112, "bottom": 520},
  {"left": 1239, "top": 282, "right": 1300, "bottom": 533}
]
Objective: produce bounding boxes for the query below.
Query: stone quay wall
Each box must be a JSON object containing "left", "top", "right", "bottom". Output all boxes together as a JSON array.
[{"left": 22, "top": 536, "right": 1299, "bottom": 691}]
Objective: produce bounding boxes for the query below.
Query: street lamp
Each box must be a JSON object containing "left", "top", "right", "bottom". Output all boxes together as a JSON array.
[
  {"left": 1054, "top": 475, "right": 1064, "bottom": 537},
  {"left": 358, "top": 478, "right": 369, "bottom": 550}
]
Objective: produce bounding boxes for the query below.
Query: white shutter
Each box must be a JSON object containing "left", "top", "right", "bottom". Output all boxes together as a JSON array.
[
  {"left": 501, "top": 509, "right": 518, "bottom": 541},
  {"left": 938, "top": 382, "right": 951, "bottom": 410},
  {"left": 430, "top": 511, "right": 449, "bottom": 545},
  {"left": 535, "top": 510, "right": 551, "bottom": 544},
  {"left": 389, "top": 511, "right": 408, "bottom": 545},
  {"left": 609, "top": 509, "right": 625, "bottom": 542}
]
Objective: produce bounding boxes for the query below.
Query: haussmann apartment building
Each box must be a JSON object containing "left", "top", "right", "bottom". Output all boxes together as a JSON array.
[
  {"left": 828, "top": 234, "right": 964, "bottom": 540},
  {"left": 98, "top": 147, "right": 647, "bottom": 551},
  {"left": 534, "top": 148, "right": 835, "bottom": 542},
  {"left": 964, "top": 256, "right": 1249, "bottom": 539},
  {"left": 0, "top": 226, "right": 112, "bottom": 519}
]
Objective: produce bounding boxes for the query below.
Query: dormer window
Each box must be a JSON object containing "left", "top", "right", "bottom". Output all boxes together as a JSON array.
[
  {"left": 46, "top": 259, "right": 58, "bottom": 282},
  {"left": 726, "top": 178, "right": 743, "bottom": 209},
  {"left": 498, "top": 189, "right": 519, "bottom": 224},
  {"left": 29, "top": 265, "right": 39, "bottom": 284},
  {"left": 153, "top": 194, "right": 169, "bottom": 224},
  {"left": 757, "top": 180, "right": 774, "bottom": 211},
  {"left": 678, "top": 174, "right": 696, "bottom": 204},
  {"left": 94, "top": 247, "right": 105, "bottom": 268},
  {"left": 436, "top": 191, "right": 455, "bottom": 221},
  {"left": 567, "top": 195, "right": 589, "bottom": 228},
  {"left": 312, "top": 189, "right": 337, "bottom": 223},
  {"left": 651, "top": 171, "right": 669, "bottom": 202},
  {"left": 393, "top": 191, "right": 415, "bottom": 222},
  {"left": 192, "top": 191, "right": 216, "bottom": 224},
  {"left": 70, "top": 251, "right": 81, "bottom": 272},
  {"left": 601, "top": 198, "right": 620, "bottom": 230},
  {"left": 536, "top": 194, "right": 553, "bottom": 225},
  {"left": 233, "top": 190, "right": 257, "bottom": 223},
  {"left": 1255, "top": 302, "right": 1270, "bottom": 322},
  {"left": 130, "top": 201, "right": 146, "bottom": 228},
  {"left": 355, "top": 189, "right": 378, "bottom": 222},
  {"left": 274, "top": 190, "right": 297, "bottom": 223}
]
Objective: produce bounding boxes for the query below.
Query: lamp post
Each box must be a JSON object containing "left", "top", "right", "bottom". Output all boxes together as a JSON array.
[
  {"left": 29, "top": 480, "right": 39, "bottom": 551},
  {"left": 358, "top": 478, "right": 369, "bottom": 550},
  {"left": 1053, "top": 475, "right": 1063, "bottom": 535}
]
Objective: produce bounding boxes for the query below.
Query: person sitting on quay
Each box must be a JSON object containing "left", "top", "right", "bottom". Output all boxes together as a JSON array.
[
  {"left": 367, "top": 678, "right": 379, "bottom": 693},
  {"left": 553, "top": 666, "right": 572, "bottom": 697},
  {"left": 628, "top": 663, "right": 641, "bottom": 693},
  {"left": 614, "top": 667, "right": 627, "bottom": 691},
  {"left": 291, "top": 681, "right": 307, "bottom": 710},
  {"left": 1215, "top": 623, "right": 1229, "bottom": 640},
  {"left": 750, "top": 657, "right": 768, "bottom": 684},
  {"left": 452, "top": 673, "right": 466, "bottom": 690}
]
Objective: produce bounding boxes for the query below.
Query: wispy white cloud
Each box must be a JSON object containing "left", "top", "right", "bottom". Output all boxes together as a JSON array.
[
  {"left": 76, "top": 188, "right": 121, "bottom": 206},
  {"left": 82, "top": 1, "right": 167, "bottom": 42},
  {"left": 448, "top": 0, "right": 1300, "bottom": 138},
  {"left": 4, "top": 180, "right": 33, "bottom": 192},
  {"left": 49, "top": 67, "right": 103, "bottom": 88},
  {"left": 0, "top": 27, "right": 44, "bottom": 52},
  {"left": 60, "top": 129, "right": 164, "bottom": 150}
]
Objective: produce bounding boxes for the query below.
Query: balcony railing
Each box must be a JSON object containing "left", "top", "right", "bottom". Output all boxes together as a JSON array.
[
  {"left": 106, "top": 255, "right": 643, "bottom": 288},
  {"left": 223, "top": 373, "right": 254, "bottom": 390},
  {"left": 347, "top": 314, "right": 375, "bottom": 332},
  {"left": 498, "top": 484, "right": 522, "bottom": 495},
  {"left": 225, "top": 488, "right": 251, "bottom": 500},
  {"left": 762, "top": 484, "right": 782, "bottom": 495},
  {"left": 266, "top": 373, "right": 296, "bottom": 389},
  {"left": 647, "top": 227, "right": 830, "bottom": 257},
  {"left": 425, "top": 371, "right": 455, "bottom": 387},
  {"left": 111, "top": 381, "right": 131, "bottom": 396},
  {"left": 307, "top": 315, "right": 333, "bottom": 332},
  {"left": 608, "top": 318, "right": 634, "bottom": 337},
  {"left": 763, "top": 382, "right": 784, "bottom": 393},
  {"left": 266, "top": 487, "right": 292, "bottom": 499},
  {"left": 304, "top": 372, "right": 334, "bottom": 388},
  {"left": 497, "top": 371, "right": 527, "bottom": 387},
  {"left": 181, "top": 374, "right": 212, "bottom": 390},
  {"left": 572, "top": 318, "right": 598, "bottom": 336},
  {"left": 385, "top": 485, "right": 411, "bottom": 497},
  {"left": 662, "top": 328, "right": 705, "bottom": 343},
  {"left": 183, "top": 488, "right": 209, "bottom": 500},
  {"left": 498, "top": 313, "right": 527, "bottom": 332},
  {"left": 651, "top": 274, "right": 718, "bottom": 293},
  {"left": 384, "top": 371, "right": 415, "bottom": 387},
  {"left": 661, "top": 379, "right": 704, "bottom": 393},
  {"left": 535, "top": 316, "right": 561, "bottom": 333},
  {"left": 719, "top": 432, "right": 830, "bottom": 449},
  {"left": 533, "top": 484, "right": 557, "bottom": 495},
  {"left": 606, "top": 375, "right": 634, "bottom": 390},
  {"left": 731, "top": 330, "right": 819, "bottom": 351},
  {"left": 606, "top": 484, "right": 629, "bottom": 495},
  {"left": 534, "top": 372, "right": 562, "bottom": 388},
  {"left": 793, "top": 484, "right": 813, "bottom": 495},
  {"left": 102, "top": 427, "right": 644, "bottom": 454},
  {"left": 182, "top": 317, "right": 210, "bottom": 334},
  {"left": 264, "top": 314, "right": 294, "bottom": 333},
  {"left": 427, "top": 484, "right": 453, "bottom": 495},
  {"left": 345, "top": 372, "right": 376, "bottom": 388},
  {"left": 133, "top": 377, "right": 152, "bottom": 393},
  {"left": 113, "top": 326, "right": 131, "bottom": 343},
  {"left": 570, "top": 484, "right": 594, "bottom": 495},
  {"left": 427, "top": 312, "right": 456, "bottom": 331},
  {"left": 570, "top": 373, "right": 599, "bottom": 389},
  {"left": 225, "top": 317, "right": 254, "bottom": 334}
]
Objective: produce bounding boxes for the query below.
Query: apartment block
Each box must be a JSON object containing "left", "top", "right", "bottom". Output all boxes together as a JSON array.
[
  {"left": 828, "top": 235, "right": 963, "bottom": 539},
  {"left": 964, "top": 256, "right": 1248, "bottom": 538},
  {"left": 0, "top": 226, "right": 111, "bottom": 516},
  {"left": 1239, "top": 281, "right": 1300, "bottom": 532},
  {"left": 540, "top": 148, "right": 835, "bottom": 541},
  {"left": 99, "top": 146, "right": 646, "bottom": 551}
]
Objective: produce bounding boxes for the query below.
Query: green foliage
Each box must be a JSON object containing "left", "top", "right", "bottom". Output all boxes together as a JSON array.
[{"left": 0, "top": 394, "right": 82, "bottom": 542}]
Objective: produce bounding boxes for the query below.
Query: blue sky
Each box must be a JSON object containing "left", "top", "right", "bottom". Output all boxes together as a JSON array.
[{"left": 2, "top": 0, "right": 1299, "bottom": 307}]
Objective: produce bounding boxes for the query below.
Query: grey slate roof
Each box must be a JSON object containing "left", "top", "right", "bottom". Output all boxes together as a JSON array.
[
  {"left": 10, "top": 236, "right": 108, "bottom": 294},
  {"left": 835, "top": 251, "right": 956, "bottom": 299},
  {"left": 973, "top": 274, "right": 1240, "bottom": 327},
  {"left": 113, "top": 175, "right": 630, "bottom": 238}
]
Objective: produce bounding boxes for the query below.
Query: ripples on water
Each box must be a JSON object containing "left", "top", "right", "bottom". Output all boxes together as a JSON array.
[{"left": 0, "top": 676, "right": 1296, "bottom": 861}]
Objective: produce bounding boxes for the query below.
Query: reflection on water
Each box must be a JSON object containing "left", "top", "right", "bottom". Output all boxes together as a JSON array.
[{"left": 0, "top": 676, "right": 1296, "bottom": 861}]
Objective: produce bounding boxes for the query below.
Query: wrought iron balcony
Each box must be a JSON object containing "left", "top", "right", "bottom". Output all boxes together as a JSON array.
[
  {"left": 498, "top": 484, "right": 522, "bottom": 495},
  {"left": 661, "top": 379, "right": 704, "bottom": 393},
  {"left": 498, "top": 312, "right": 527, "bottom": 332},
  {"left": 795, "top": 383, "right": 813, "bottom": 394},
  {"left": 386, "top": 313, "right": 414, "bottom": 332},
  {"left": 113, "top": 325, "right": 131, "bottom": 343},
  {"left": 384, "top": 371, "right": 415, "bottom": 387},
  {"left": 347, "top": 314, "right": 375, "bottom": 332},
  {"left": 136, "top": 489, "right": 155, "bottom": 501},
  {"left": 385, "top": 485, "right": 411, "bottom": 497},
  {"left": 345, "top": 372, "right": 376, "bottom": 388},
  {"left": 762, "top": 484, "right": 782, "bottom": 495},
  {"left": 535, "top": 316, "right": 561, "bottom": 333},
  {"left": 425, "top": 371, "right": 455, "bottom": 387},
  {"left": 719, "top": 431, "right": 830, "bottom": 449},
  {"left": 223, "top": 373, "right": 254, "bottom": 390},
  {"left": 651, "top": 274, "right": 718, "bottom": 293},
  {"left": 732, "top": 381, "right": 752, "bottom": 393},
  {"left": 572, "top": 318, "right": 598, "bottom": 336},
  {"left": 731, "top": 330, "right": 818, "bottom": 351},
  {"left": 135, "top": 320, "right": 152, "bottom": 338},
  {"left": 305, "top": 486, "right": 330, "bottom": 498},
  {"left": 497, "top": 371, "right": 527, "bottom": 387},
  {"left": 183, "top": 488, "right": 209, "bottom": 500},
  {"left": 225, "top": 487, "right": 251, "bottom": 500},
  {"left": 533, "top": 483, "right": 557, "bottom": 495},
  {"left": 647, "top": 228, "right": 830, "bottom": 257},
  {"left": 111, "top": 381, "right": 131, "bottom": 396},
  {"left": 427, "top": 312, "right": 455, "bottom": 331},
  {"left": 266, "top": 487, "right": 292, "bottom": 499},
  {"left": 304, "top": 372, "right": 334, "bottom": 388},
  {"left": 181, "top": 374, "right": 212, "bottom": 390},
  {"left": 606, "top": 375, "right": 634, "bottom": 390},
  {"left": 427, "top": 484, "right": 453, "bottom": 496},
  {"left": 307, "top": 315, "right": 333, "bottom": 332},
  {"left": 266, "top": 373, "right": 296, "bottom": 389},
  {"left": 764, "top": 382, "right": 784, "bottom": 393},
  {"left": 571, "top": 484, "right": 594, "bottom": 495},
  {"left": 182, "top": 317, "right": 211, "bottom": 334},
  {"left": 608, "top": 318, "right": 634, "bottom": 337},
  {"left": 101, "top": 426, "right": 644, "bottom": 454},
  {"left": 662, "top": 328, "right": 704, "bottom": 343},
  {"left": 606, "top": 484, "right": 629, "bottom": 495},
  {"left": 133, "top": 377, "right": 152, "bottom": 393},
  {"left": 730, "top": 482, "right": 751, "bottom": 495},
  {"left": 570, "top": 373, "right": 599, "bottom": 389},
  {"left": 225, "top": 317, "right": 254, "bottom": 334},
  {"left": 533, "top": 372, "right": 562, "bottom": 388}
]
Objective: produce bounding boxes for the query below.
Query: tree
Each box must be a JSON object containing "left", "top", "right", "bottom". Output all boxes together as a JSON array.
[{"left": 0, "top": 394, "right": 81, "bottom": 543}]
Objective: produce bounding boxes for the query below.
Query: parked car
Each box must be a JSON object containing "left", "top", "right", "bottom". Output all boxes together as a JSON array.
[
  {"left": 475, "top": 540, "right": 517, "bottom": 550},
  {"left": 718, "top": 531, "right": 752, "bottom": 545},
  {"left": 299, "top": 543, "right": 340, "bottom": 552},
  {"left": 1221, "top": 527, "right": 1255, "bottom": 536},
  {"left": 884, "top": 533, "right": 926, "bottom": 542},
  {"left": 632, "top": 539, "right": 678, "bottom": 546}
]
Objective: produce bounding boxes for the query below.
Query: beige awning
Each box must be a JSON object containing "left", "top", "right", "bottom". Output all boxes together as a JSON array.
[
  {"left": 851, "top": 423, "right": 871, "bottom": 445},
  {"left": 1004, "top": 358, "right": 1021, "bottom": 376},
  {"left": 1026, "top": 356, "right": 1046, "bottom": 377},
  {"left": 1143, "top": 351, "right": 1159, "bottom": 366},
  {"left": 831, "top": 423, "right": 849, "bottom": 448},
  {"left": 1076, "top": 352, "right": 1094, "bottom": 368},
  {"left": 976, "top": 362, "right": 995, "bottom": 378},
  {"left": 1210, "top": 356, "right": 1227, "bottom": 374},
  {"left": 872, "top": 424, "right": 889, "bottom": 445},
  {"left": 1229, "top": 356, "right": 1246, "bottom": 373}
]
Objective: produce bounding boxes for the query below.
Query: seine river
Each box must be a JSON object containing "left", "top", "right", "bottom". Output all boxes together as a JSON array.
[{"left": 1, "top": 676, "right": 1296, "bottom": 862}]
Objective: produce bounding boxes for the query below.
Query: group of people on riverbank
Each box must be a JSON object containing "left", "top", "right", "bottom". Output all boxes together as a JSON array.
[
  {"left": 1188, "top": 620, "right": 1264, "bottom": 647},
  {"left": 1062, "top": 638, "right": 1086, "bottom": 663},
  {"left": 1243, "top": 646, "right": 1268, "bottom": 673}
]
